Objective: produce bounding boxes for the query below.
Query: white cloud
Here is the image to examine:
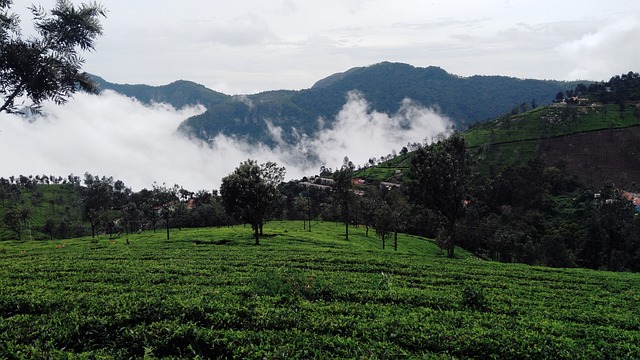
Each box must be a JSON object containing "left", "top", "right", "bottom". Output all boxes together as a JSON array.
[
  {"left": 0, "top": 91, "right": 452, "bottom": 191},
  {"left": 0, "top": 92, "right": 215, "bottom": 191},
  {"left": 296, "top": 91, "right": 453, "bottom": 169},
  {"left": 11, "top": 0, "right": 640, "bottom": 94},
  {"left": 556, "top": 17, "right": 640, "bottom": 81}
]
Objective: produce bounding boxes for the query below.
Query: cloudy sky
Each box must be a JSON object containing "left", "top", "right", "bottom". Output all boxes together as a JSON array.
[
  {"left": 2, "top": 0, "right": 640, "bottom": 191},
  {"left": 17, "top": 0, "right": 640, "bottom": 94}
]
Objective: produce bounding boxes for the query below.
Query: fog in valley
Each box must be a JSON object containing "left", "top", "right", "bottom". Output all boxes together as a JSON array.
[{"left": 0, "top": 91, "right": 452, "bottom": 191}]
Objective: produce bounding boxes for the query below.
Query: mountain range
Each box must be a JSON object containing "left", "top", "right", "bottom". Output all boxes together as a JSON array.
[{"left": 93, "top": 62, "right": 583, "bottom": 146}]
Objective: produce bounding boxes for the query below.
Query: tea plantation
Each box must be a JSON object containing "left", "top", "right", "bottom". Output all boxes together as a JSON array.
[{"left": 1, "top": 221, "right": 639, "bottom": 358}]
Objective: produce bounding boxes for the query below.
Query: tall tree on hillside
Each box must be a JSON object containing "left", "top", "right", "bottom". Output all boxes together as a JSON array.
[
  {"left": 579, "top": 184, "right": 640, "bottom": 271},
  {"left": 361, "top": 188, "right": 381, "bottom": 237},
  {"left": 386, "top": 188, "right": 410, "bottom": 251},
  {"left": 0, "top": 0, "right": 106, "bottom": 113},
  {"left": 333, "top": 157, "right": 354, "bottom": 240},
  {"left": 2, "top": 205, "right": 30, "bottom": 240},
  {"left": 220, "top": 159, "right": 285, "bottom": 245},
  {"left": 81, "top": 173, "right": 114, "bottom": 238},
  {"left": 375, "top": 202, "right": 393, "bottom": 249},
  {"left": 407, "top": 133, "right": 471, "bottom": 258},
  {"left": 151, "top": 182, "right": 179, "bottom": 240}
]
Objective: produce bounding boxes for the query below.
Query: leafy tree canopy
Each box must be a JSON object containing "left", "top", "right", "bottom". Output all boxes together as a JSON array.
[
  {"left": 0, "top": 0, "right": 106, "bottom": 113},
  {"left": 220, "top": 159, "right": 285, "bottom": 245},
  {"left": 407, "top": 133, "right": 471, "bottom": 257}
]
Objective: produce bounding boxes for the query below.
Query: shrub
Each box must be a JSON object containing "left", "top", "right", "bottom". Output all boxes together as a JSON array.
[
  {"left": 461, "top": 284, "right": 488, "bottom": 311},
  {"left": 252, "top": 268, "right": 336, "bottom": 302}
]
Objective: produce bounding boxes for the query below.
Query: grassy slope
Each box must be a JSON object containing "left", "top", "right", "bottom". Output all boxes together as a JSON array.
[
  {"left": 466, "top": 103, "right": 640, "bottom": 174},
  {"left": 0, "top": 184, "right": 83, "bottom": 240},
  {"left": 354, "top": 152, "right": 412, "bottom": 182},
  {"left": 357, "top": 103, "right": 640, "bottom": 182},
  {"left": 1, "top": 221, "right": 638, "bottom": 358}
]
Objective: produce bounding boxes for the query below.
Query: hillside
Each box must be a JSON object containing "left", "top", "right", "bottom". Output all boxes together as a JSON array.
[
  {"left": 466, "top": 102, "right": 640, "bottom": 189},
  {"left": 180, "top": 62, "right": 582, "bottom": 145},
  {"left": 91, "top": 63, "right": 582, "bottom": 146},
  {"left": 91, "top": 75, "right": 230, "bottom": 110},
  {"left": 356, "top": 102, "right": 640, "bottom": 190},
  {"left": 0, "top": 179, "right": 85, "bottom": 241},
  {"left": 1, "top": 221, "right": 639, "bottom": 358}
]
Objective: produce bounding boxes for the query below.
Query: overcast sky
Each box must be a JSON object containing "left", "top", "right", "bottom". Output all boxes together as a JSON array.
[
  {"left": 16, "top": 0, "right": 640, "bottom": 94},
  {"left": 2, "top": 0, "right": 640, "bottom": 191}
]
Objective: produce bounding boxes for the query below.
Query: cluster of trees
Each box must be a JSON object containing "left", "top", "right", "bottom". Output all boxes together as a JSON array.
[
  {"left": 584, "top": 71, "right": 640, "bottom": 104},
  {"left": 278, "top": 134, "right": 640, "bottom": 272},
  {"left": 0, "top": 173, "right": 228, "bottom": 241},
  {"left": 2, "top": 133, "right": 639, "bottom": 272}
]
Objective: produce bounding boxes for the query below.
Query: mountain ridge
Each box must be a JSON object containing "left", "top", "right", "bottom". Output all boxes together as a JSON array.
[
  {"left": 92, "top": 62, "right": 584, "bottom": 146},
  {"left": 91, "top": 75, "right": 230, "bottom": 110}
]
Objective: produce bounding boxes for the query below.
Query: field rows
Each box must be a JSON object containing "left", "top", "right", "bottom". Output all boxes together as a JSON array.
[{"left": 1, "top": 221, "right": 639, "bottom": 358}]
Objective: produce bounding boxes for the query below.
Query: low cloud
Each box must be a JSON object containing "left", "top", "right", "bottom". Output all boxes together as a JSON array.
[
  {"left": 280, "top": 91, "right": 452, "bottom": 170},
  {"left": 0, "top": 91, "right": 452, "bottom": 191}
]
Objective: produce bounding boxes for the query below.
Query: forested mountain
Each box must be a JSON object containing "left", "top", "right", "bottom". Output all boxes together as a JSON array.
[
  {"left": 91, "top": 75, "right": 230, "bottom": 110},
  {"left": 181, "top": 63, "right": 582, "bottom": 145},
  {"left": 93, "top": 62, "right": 582, "bottom": 146}
]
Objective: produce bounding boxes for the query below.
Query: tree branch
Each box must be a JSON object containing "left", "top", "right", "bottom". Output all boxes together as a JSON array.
[{"left": 0, "top": 83, "right": 24, "bottom": 113}]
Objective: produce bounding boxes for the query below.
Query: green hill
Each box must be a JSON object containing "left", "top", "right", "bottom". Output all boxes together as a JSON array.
[
  {"left": 0, "top": 180, "right": 85, "bottom": 241},
  {"left": 356, "top": 70, "right": 640, "bottom": 188},
  {"left": 91, "top": 75, "right": 231, "bottom": 110},
  {"left": 1, "top": 221, "right": 638, "bottom": 358},
  {"left": 91, "top": 63, "right": 582, "bottom": 146},
  {"left": 180, "top": 62, "right": 581, "bottom": 145},
  {"left": 357, "top": 102, "right": 640, "bottom": 189}
]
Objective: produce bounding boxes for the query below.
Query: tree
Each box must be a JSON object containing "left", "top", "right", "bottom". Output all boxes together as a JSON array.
[
  {"left": 220, "top": 159, "right": 285, "bottom": 245},
  {"left": 81, "top": 173, "right": 121, "bottom": 238},
  {"left": 360, "top": 189, "right": 381, "bottom": 237},
  {"left": 386, "top": 188, "right": 410, "bottom": 251},
  {"left": 0, "top": 0, "right": 106, "bottom": 113},
  {"left": 150, "top": 182, "right": 179, "bottom": 240},
  {"left": 579, "top": 184, "right": 639, "bottom": 271},
  {"left": 2, "top": 206, "right": 30, "bottom": 240},
  {"left": 333, "top": 157, "right": 354, "bottom": 240},
  {"left": 375, "top": 202, "right": 393, "bottom": 249},
  {"left": 407, "top": 133, "right": 471, "bottom": 257},
  {"left": 294, "top": 194, "right": 310, "bottom": 230}
]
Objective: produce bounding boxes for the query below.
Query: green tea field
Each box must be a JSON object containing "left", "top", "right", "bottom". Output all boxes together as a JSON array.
[{"left": 1, "top": 221, "right": 639, "bottom": 358}]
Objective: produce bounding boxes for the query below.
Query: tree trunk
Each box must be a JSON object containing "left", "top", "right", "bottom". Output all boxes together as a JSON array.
[
  {"left": 394, "top": 231, "right": 398, "bottom": 251},
  {"left": 254, "top": 224, "right": 260, "bottom": 245},
  {"left": 344, "top": 201, "right": 349, "bottom": 240},
  {"left": 447, "top": 219, "right": 456, "bottom": 258},
  {"left": 382, "top": 234, "right": 385, "bottom": 250}
]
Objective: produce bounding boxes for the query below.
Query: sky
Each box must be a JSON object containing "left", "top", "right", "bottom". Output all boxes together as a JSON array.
[
  {"left": 2, "top": 0, "right": 640, "bottom": 191},
  {"left": 68, "top": 0, "right": 640, "bottom": 94}
]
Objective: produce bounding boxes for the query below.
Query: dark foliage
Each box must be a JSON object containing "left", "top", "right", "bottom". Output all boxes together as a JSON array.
[
  {"left": 406, "top": 133, "right": 471, "bottom": 257},
  {"left": 0, "top": 0, "right": 106, "bottom": 113}
]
